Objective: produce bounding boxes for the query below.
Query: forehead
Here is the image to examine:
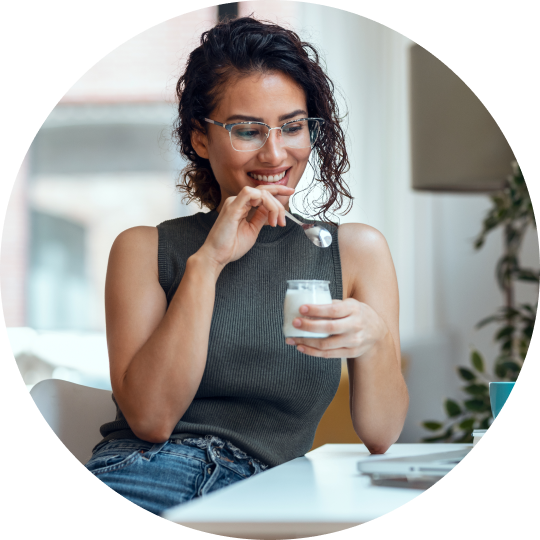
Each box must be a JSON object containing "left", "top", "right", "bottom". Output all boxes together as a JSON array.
[{"left": 211, "top": 71, "right": 307, "bottom": 122}]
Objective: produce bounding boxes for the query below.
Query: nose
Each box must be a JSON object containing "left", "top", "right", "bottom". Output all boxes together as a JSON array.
[{"left": 256, "top": 127, "right": 288, "bottom": 164}]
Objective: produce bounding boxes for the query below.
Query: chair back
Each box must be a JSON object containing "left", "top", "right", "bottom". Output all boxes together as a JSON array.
[{"left": 30, "top": 379, "right": 115, "bottom": 464}]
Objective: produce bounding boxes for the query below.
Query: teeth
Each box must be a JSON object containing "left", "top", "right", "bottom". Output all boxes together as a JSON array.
[{"left": 249, "top": 171, "right": 286, "bottom": 182}]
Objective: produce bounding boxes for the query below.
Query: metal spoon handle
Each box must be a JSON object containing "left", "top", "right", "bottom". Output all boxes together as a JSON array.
[
  {"left": 283, "top": 209, "right": 302, "bottom": 225},
  {"left": 283, "top": 209, "right": 312, "bottom": 229}
]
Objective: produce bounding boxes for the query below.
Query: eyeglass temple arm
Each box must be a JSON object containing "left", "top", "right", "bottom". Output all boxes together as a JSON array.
[{"left": 204, "top": 118, "right": 225, "bottom": 128}]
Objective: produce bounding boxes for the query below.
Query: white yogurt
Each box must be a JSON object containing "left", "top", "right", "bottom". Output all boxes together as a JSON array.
[{"left": 282, "top": 280, "right": 332, "bottom": 338}]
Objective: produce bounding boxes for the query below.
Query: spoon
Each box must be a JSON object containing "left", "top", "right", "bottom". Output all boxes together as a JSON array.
[{"left": 283, "top": 209, "right": 332, "bottom": 248}]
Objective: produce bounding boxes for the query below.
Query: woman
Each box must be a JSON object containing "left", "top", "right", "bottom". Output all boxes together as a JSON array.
[{"left": 85, "top": 16, "right": 409, "bottom": 516}]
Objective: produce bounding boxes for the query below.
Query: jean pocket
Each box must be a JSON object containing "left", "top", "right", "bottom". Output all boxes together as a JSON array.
[{"left": 86, "top": 449, "right": 142, "bottom": 476}]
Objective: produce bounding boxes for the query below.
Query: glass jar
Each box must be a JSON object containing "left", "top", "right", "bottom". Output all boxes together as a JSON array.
[{"left": 282, "top": 280, "right": 332, "bottom": 338}]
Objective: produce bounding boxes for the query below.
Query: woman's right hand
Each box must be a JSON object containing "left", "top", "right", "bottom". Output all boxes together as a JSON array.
[{"left": 198, "top": 185, "right": 294, "bottom": 269}]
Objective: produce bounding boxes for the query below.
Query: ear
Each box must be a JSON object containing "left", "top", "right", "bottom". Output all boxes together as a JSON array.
[{"left": 191, "top": 125, "right": 210, "bottom": 160}]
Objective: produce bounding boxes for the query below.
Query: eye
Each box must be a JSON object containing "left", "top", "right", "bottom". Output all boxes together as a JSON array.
[
  {"left": 236, "top": 129, "right": 259, "bottom": 139},
  {"left": 282, "top": 122, "right": 306, "bottom": 135},
  {"left": 232, "top": 125, "right": 265, "bottom": 140}
]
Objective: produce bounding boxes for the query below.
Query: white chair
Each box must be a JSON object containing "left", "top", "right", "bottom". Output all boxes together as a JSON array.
[{"left": 30, "top": 379, "right": 116, "bottom": 464}]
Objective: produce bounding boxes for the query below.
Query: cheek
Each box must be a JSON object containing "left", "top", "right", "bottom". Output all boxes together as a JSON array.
[
  {"left": 208, "top": 142, "right": 240, "bottom": 172},
  {"left": 209, "top": 151, "right": 251, "bottom": 186},
  {"left": 292, "top": 149, "right": 311, "bottom": 169}
]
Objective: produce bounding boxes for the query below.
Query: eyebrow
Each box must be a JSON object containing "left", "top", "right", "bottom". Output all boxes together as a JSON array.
[{"left": 225, "top": 109, "right": 308, "bottom": 123}]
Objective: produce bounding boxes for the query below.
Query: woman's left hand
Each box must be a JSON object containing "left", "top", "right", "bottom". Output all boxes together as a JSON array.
[{"left": 285, "top": 298, "right": 388, "bottom": 359}]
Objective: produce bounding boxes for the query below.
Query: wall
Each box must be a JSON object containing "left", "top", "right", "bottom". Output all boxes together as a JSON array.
[{"left": 236, "top": 2, "right": 539, "bottom": 439}]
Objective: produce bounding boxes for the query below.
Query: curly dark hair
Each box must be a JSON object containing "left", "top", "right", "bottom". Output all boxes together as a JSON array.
[{"left": 173, "top": 16, "right": 352, "bottom": 223}]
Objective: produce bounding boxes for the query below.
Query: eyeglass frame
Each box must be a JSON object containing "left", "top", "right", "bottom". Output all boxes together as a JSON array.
[{"left": 203, "top": 117, "right": 325, "bottom": 152}]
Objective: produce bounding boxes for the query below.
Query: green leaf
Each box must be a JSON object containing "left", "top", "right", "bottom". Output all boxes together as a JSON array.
[
  {"left": 445, "top": 399, "right": 462, "bottom": 418},
  {"left": 480, "top": 416, "right": 492, "bottom": 429},
  {"left": 482, "top": 212, "right": 501, "bottom": 234},
  {"left": 495, "top": 359, "right": 521, "bottom": 381},
  {"left": 474, "top": 238, "right": 485, "bottom": 250},
  {"left": 422, "top": 421, "right": 443, "bottom": 432},
  {"left": 523, "top": 326, "right": 534, "bottom": 339},
  {"left": 475, "top": 315, "right": 502, "bottom": 329},
  {"left": 500, "top": 306, "right": 520, "bottom": 318},
  {"left": 457, "top": 367, "right": 476, "bottom": 381},
  {"left": 455, "top": 433, "right": 474, "bottom": 444},
  {"left": 515, "top": 269, "right": 540, "bottom": 283},
  {"left": 464, "top": 384, "right": 489, "bottom": 396},
  {"left": 495, "top": 326, "right": 515, "bottom": 340},
  {"left": 471, "top": 350, "right": 485, "bottom": 373},
  {"left": 491, "top": 195, "right": 506, "bottom": 210},
  {"left": 495, "top": 363, "right": 507, "bottom": 378},
  {"left": 459, "top": 418, "right": 475, "bottom": 431},
  {"left": 464, "top": 399, "right": 488, "bottom": 413},
  {"left": 514, "top": 175, "right": 525, "bottom": 188},
  {"left": 521, "top": 303, "right": 537, "bottom": 315},
  {"left": 438, "top": 426, "right": 455, "bottom": 442},
  {"left": 422, "top": 435, "right": 449, "bottom": 443}
]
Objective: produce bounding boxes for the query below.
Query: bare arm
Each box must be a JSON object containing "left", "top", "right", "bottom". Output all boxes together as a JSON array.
[
  {"left": 105, "top": 227, "right": 220, "bottom": 442},
  {"left": 342, "top": 224, "right": 408, "bottom": 452},
  {"left": 106, "top": 185, "right": 293, "bottom": 443}
]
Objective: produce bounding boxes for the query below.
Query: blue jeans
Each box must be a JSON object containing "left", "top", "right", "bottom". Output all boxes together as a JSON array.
[{"left": 85, "top": 435, "right": 269, "bottom": 516}]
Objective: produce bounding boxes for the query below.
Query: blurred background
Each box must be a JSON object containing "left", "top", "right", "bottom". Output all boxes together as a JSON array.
[{"left": 2, "top": 1, "right": 538, "bottom": 444}]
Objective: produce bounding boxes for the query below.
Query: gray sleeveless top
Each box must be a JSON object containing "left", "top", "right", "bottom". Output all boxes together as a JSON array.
[{"left": 99, "top": 211, "right": 343, "bottom": 467}]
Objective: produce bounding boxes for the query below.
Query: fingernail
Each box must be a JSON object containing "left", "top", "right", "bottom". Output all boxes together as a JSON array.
[
  {"left": 293, "top": 319, "right": 301, "bottom": 328},
  {"left": 285, "top": 338, "right": 295, "bottom": 345},
  {"left": 297, "top": 346, "right": 305, "bottom": 353},
  {"left": 299, "top": 306, "right": 308, "bottom": 314}
]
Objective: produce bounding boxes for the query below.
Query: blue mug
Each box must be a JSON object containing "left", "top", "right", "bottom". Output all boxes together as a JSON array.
[{"left": 489, "top": 382, "right": 540, "bottom": 433}]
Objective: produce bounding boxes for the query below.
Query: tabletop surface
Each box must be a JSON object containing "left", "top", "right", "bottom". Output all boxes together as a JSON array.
[
  {"left": 162, "top": 444, "right": 474, "bottom": 522},
  {"left": 163, "top": 443, "right": 472, "bottom": 536}
]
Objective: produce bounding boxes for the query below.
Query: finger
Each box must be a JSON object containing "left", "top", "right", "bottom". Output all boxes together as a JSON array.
[
  {"left": 232, "top": 187, "right": 284, "bottom": 225},
  {"left": 293, "top": 343, "right": 349, "bottom": 359},
  {"left": 248, "top": 205, "right": 270, "bottom": 230},
  {"left": 255, "top": 184, "right": 295, "bottom": 196},
  {"left": 257, "top": 187, "right": 290, "bottom": 226},
  {"left": 261, "top": 190, "right": 283, "bottom": 227},
  {"left": 248, "top": 190, "right": 282, "bottom": 228},
  {"left": 298, "top": 299, "right": 354, "bottom": 319},
  {"left": 286, "top": 334, "right": 347, "bottom": 351},
  {"left": 230, "top": 192, "right": 271, "bottom": 231},
  {"left": 291, "top": 316, "right": 349, "bottom": 335}
]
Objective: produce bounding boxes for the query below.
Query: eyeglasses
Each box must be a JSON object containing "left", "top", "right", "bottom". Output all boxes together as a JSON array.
[{"left": 204, "top": 117, "right": 325, "bottom": 152}]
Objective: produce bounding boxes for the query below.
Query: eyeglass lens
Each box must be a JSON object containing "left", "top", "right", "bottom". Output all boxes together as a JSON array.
[{"left": 230, "top": 119, "right": 320, "bottom": 151}]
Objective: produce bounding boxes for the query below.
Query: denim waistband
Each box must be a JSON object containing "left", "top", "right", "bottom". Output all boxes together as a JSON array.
[
  {"left": 179, "top": 435, "right": 269, "bottom": 470},
  {"left": 92, "top": 434, "right": 269, "bottom": 470}
]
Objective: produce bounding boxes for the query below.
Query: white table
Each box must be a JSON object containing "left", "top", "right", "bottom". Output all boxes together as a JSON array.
[{"left": 163, "top": 443, "right": 471, "bottom": 538}]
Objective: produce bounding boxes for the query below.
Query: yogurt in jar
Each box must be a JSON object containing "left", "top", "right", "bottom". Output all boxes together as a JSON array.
[{"left": 282, "top": 280, "right": 332, "bottom": 338}]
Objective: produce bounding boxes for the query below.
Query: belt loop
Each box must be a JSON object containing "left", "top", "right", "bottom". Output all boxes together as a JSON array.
[{"left": 142, "top": 440, "right": 168, "bottom": 460}]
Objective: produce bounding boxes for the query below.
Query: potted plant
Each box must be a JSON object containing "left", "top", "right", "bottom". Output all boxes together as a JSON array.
[{"left": 422, "top": 162, "right": 537, "bottom": 443}]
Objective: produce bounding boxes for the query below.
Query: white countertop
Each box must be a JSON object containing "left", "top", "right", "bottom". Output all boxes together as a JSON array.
[{"left": 163, "top": 444, "right": 472, "bottom": 523}]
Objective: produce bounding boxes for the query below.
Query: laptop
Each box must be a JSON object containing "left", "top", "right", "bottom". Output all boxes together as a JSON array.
[{"left": 357, "top": 448, "right": 540, "bottom": 489}]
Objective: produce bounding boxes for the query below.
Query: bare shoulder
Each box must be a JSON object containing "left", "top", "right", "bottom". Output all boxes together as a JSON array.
[
  {"left": 337, "top": 223, "right": 395, "bottom": 299},
  {"left": 112, "top": 225, "right": 158, "bottom": 252},
  {"left": 109, "top": 226, "right": 158, "bottom": 272}
]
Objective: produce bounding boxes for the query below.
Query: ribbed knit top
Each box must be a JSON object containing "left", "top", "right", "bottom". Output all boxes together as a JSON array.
[{"left": 99, "top": 211, "right": 343, "bottom": 467}]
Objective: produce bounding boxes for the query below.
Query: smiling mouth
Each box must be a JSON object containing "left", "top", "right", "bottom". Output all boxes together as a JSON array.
[{"left": 248, "top": 170, "right": 288, "bottom": 183}]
